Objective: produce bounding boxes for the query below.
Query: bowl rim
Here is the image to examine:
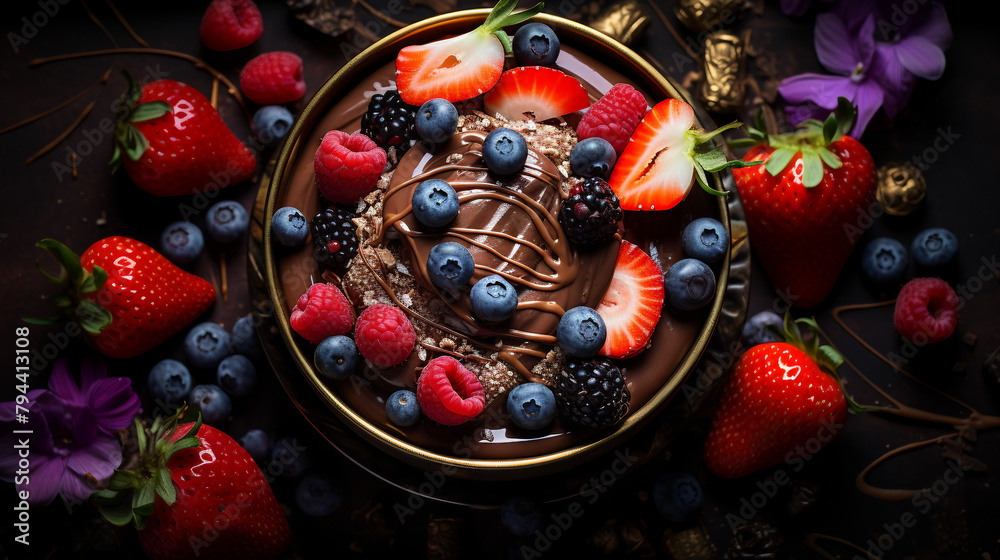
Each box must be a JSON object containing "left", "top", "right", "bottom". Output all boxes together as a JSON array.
[{"left": 263, "top": 9, "right": 730, "bottom": 478}]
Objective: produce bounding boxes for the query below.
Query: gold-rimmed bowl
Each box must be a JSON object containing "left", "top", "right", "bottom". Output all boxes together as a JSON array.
[{"left": 260, "top": 9, "right": 730, "bottom": 480}]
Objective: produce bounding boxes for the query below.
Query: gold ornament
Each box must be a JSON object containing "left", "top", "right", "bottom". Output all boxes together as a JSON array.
[
  {"left": 700, "top": 31, "right": 745, "bottom": 113},
  {"left": 675, "top": 0, "right": 747, "bottom": 33},
  {"left": 876, "top": 162, "right": 927, "bottom": 216},
  {"left": 589, "top": 0, "right": 651, "bottom": 46}
]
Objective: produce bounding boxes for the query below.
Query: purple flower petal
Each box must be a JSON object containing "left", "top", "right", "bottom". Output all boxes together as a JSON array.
[
  {"left": 66, "top": 434, "right": 121, "bottom": 482},
  {"left": 78, "top": 357, "right": 107, "bottom": 394},
  {"left": 872, "top": 42, "right": 916, "bottom": 93},
  {"left": 88, "top": 377, "right": 142, "bottom": 433},
  {"left": 894, "top": 36, "right": 946, "bottom": 80},
  {"left": 814, "top": 13, "right": 858, "bottom": 75},
  {"left": 778, "top": 73, "right": 855, "bottom": 109},
  {"left": 47, "top": 360, "right": 83, "bottom": 405},
  {"left": 59, "top": 470, "right": 98, "bottom": 505},
  {"left": 24, "top": 454, "right": 67, "bottom": 506},
  {"left": 850, "top": 80, "right": 885, "bottom": 138}
]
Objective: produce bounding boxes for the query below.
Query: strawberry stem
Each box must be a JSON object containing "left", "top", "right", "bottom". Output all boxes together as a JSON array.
[
  {"left": 688, "top": 121, "right": 763, "bottom": 196},
  {"left": 478, "top": 0, "right": 544, "bottom": 53},
  {"left": 25, "top": 239, "right": 113, "bottom": 334}
]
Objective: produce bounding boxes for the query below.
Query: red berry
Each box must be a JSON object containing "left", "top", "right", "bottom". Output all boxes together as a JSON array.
[
  {"left": 416, "top": 356, "right": 485, "bottom": 425},
  {"left": 240, "top": 51, "right": 306, "bottom": 104},
  {"left": 355, "top": 304, "right": 416, "bottom": 366},
  {"left": 893, "top": 277, "right": 959, "bottom": 344},
  {"left": 314, "top": 130, "right": 387, "bottom": 204},
  {"left": 200, "top": 0, "right": 263, "bottom": 51},
  {"left": 290, "top": 283, "right": 355, "bottom": 343},
  {"left": 576, "top": 83, "right": 648, "bottom": 156}
]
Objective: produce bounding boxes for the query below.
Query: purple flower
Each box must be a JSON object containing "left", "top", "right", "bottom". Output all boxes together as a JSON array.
[{"left": 0, "top": 359, "right": 140, "bottom": 506}]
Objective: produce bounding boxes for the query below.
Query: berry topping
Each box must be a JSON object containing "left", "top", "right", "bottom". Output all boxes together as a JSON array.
[
  {"left": 512, "top": 22, "right": 560, "bottom": 66},
  {"left": 148, "top": 359, "right": 192, "bottom": 405},
  {"left": 216, "top": 354, "right": 256, "bottom": 396},
  {"left": 427, "top": 242, "right": 476, "bottom": 290},
  {"left": 558, "top": 177, "right": 622, "bottom": 248},
  {"left": 355, "top": 304, "right": 416, "bottom": 367},
  {"left": 414, "top": 98, "right": 459, "bottom": 144},
  {"left": 861, "top": 237, "right": 909, "bottom": 286},
  {"left": 290, "top": 283, "right": 355, "bottom": 343},
  {"left": 682, "top": 217, "right": 730, "bottom": 263},
  {"left": 272, "top": 206, "right": 309, "bottom": 247},
  {"left": 205, "top": 200, "right": 249, "bottom": 243},
  {"left": 200, "top": 0, "right": 263, "bottom": 51},
  {"left": 506, "top": 382, "right": 557, "bottom": 430},
  {"left": 189, "top": 384, "right": 232, "bottom": 425},
  {"left": 595, "top": 241, "right": 664, "bottom": 359},
  {"left": 893, "top": 277, "right": 959, "bottom": 344},
  {"left": 160, "top": 221, "right": 204, "bottom": 265},
  {"left": 252, "top": 105, "right": 294, "bottom": 149},
  {"left": 314, "top": 130, "right": 387, "bottom": 204},
  {"left": 569, "top": 137, "right": 617, "bottom": 179},
  {"left": 576, "top": 83, "right": 648, "bottom": 156},
  {"left": 665, "top": 258, "right": 716, "bottom": 311},
  {"left": 386, "top": 389, "right": 422, "bottom": 426},
  {"left": 482, "top": 127, "right": 528, "bottom": 176},
  {"left": 310, "top": 205, "right": 360, "bottom": 269},
  {"left": 483, "top": 66, "right": 589, "bottom": 122},
  {"left": 911, "top": 227, "right": 958, "bottom": 268},
  {"left": 314, "top": 335, "right": 359, "bottom": 380},
  {"left": 412, "top": 179, "right": 460, "bottom": 228},
  {"left": 470, "top": 274, "right": 518, "bottom": 322},
  {"left": 184, "top": 322, "right": 232, "bottom": 369},
  {"left": 554, "top": 357, "right": 629, "bottom": 429},
  {"left": 361, "top": 89, "right": 418, "bottom": 158},
  {"left": 416, "top": 356, "right": 486, "bottom": 425},
  {"left": 557, "top": 306, "right": 607, "bottom": 358},
  {"left": 654, "top": 473, "right": 703, "bottom": 522},
  {"left": 239, "top": 51, "right": 306, "bottom": 104},
  {"left": 741, "top": 311, "right": 783, "bottom": 348}
]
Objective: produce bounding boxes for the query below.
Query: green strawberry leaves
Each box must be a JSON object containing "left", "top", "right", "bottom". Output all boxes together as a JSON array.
[
  {"left": 480, "top": 0, "right": 544, "bottom": 52},
  {"left": 109, "top": 69, "right": 172, "bottom": 173},
  {"left": 688, "top": 121, "right": 764, "bottom": 196},
  {"left": 25, "top": 239, "right": 112, "bottom": 334}
]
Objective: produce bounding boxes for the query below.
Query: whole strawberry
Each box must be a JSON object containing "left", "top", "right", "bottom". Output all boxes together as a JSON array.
[
  {"left": 703, "top": 314, "right": 849, "bottom": 478},
  {"left": 96, "top": 413, "right": 290, "bottom": 560},
  {"left": 731, "top": 98, "right": 877, "bottom": 308},
  {"left": 111, "top": 73, "right": 256, "bottom": 196},
  {"left": 30, "top": 237, "right": 215, "bottom": 359}
]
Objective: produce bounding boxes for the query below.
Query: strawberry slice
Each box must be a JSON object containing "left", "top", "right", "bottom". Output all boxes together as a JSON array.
[
  {"left": 483, "top": 66, "right": 590, "bottom": 122},
  {"left": 608, "top": 98, "right": 756, "bottom": 211},
  {"left": 595, "top": 241, "right": 665, "bottom": 359},
  {"left": 395, "top": 0, "right": 543, "bottom": 105}
]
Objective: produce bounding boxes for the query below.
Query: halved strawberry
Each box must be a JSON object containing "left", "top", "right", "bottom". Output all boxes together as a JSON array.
[
  {"left": 395, "top": 0, "right": 542, "bottom": 105},
  {"left": 595, "top": 241, "right": 665, "bottom": 359},
  {"left": 483, "top": 66, "right": 590, "bottom": 122},
  {"left": 608, "top": 98, "right": 755, "bottom": 211}
]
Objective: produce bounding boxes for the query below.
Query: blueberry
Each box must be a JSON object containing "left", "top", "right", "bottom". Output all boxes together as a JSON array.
[
  {"left": 482, "top": 127, "right": 528, "bottom": 176},
  {"left": 160, "top": 221, "right": 204, "bottom": 265},
  {"left": 270, "top": 437, "right": 309, "bottom": 477},
  {"left": 665, "top": 258, "right": 716, "bottom": 311},
  {"left": 295, "top": 474, "right": 344, "bottom": 516},
  {"left": 386, "top": 389, "right": 421, "bottom": 426},
  {"left": 501, "top": 496, "right": 543, "bottom": 537},
  {"left": 272, "top": 206, "right": 309, "bottom": 246},
  {"left": 471, "top": 274, "right": 518, "bottom": 322},
  {"left": 861, "top": 237, "right": 909, "bottom": 285},
  {"left": 314, "top": 335, "right": 359, "bottom": 380},
  {"left": 231, "top": 314, "right": 263, "bottom": 358},
  {"left": 412, "top": 179, "right": 460, "bottom": 228},
  {"left": 189, "top": 384, "right": 232, "bottom": 425},
  {"left": 205, "top": 201, "right": 249, "bottom": 243},
  {"left": 911, "top": 227, "right": 957, "bottom": 268},
  {"left": 414, "top": 98, "right": 459, "bottom": 144},
  {"left": 184, "top": 322, "right": 231, "bottom": 369},
  {"left": 427, "top": 242, "right": 476, "bottom": 290},
  {"left": 512, "top": 22, "right": 560, "bottom": 66},
  {"left": 252, "top": 105, "right": 294, "bottom": 149},
  {"left": 654, "top": 472, "right": 703, "bottom": 522},
  {"left": 216, "top": 354, "right": 256, "bottom": 396},
  {"left": 569, "top": 137, "right": 616, "bottom": 179},
  {"left": 506, "top": 382, "right": 556, "bottom": 430},
  {"left": 682, "top": 217, "right": 729, "bottom": 264},
  {"left": 556, "top": 306, "right": 607, "bottom": 358},
  {"left": 239, "top": 429, "right": 272, "bottom": 462},
  {"left": 741, "top": 311, "right": 783, "bottom": 348},
  {"left": 147, "top": 359, "right": 192, "bottom": 406}
]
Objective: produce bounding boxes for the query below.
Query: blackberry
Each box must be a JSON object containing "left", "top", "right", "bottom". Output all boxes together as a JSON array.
[
  {"left": 554, "top": 357, "right": 629, "bottom": 429},
  {"left": 558, "top": 178, "right": 622, "bottom": 248},
  {"left": 360, "top": 89, "right": 417, "bottom": 160},
  {"left": 311, "top": 205, "right": 359, "bottom": 269}
]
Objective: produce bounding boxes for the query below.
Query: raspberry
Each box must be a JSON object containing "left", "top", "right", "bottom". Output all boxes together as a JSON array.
[
  {"left": 314, "top": 130, "right": 387, "bottom": 204},
  {"left": 576, "top": 83, "right": 648, "bottom": 156},
  {"left": 200, "top": 0, "right": 263, "bottom": 51},
  {"left": 355, "top": 304, "right": 416, "bottom": 366},
  {"left": 240, "top": 51, "right": 306, "bottom": 104},
  {"left": 416, "top": 356, "right": 485, "bottom": 425},
  {"left": 893, "top": 277, "right": 959, "bottom": 344},
  {"left": 290, "top": 283, "right": 355, "bottom": 343}
]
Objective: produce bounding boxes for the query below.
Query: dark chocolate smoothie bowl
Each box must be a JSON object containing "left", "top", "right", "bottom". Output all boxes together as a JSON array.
[{"left": 260, "top": 9, "right": 730, "bottom": 479}]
